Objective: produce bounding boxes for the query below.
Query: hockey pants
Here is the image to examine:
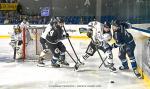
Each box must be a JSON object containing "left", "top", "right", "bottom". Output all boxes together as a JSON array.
[{"left": 118, "top": 41, "right": 137, "bottom": 70}]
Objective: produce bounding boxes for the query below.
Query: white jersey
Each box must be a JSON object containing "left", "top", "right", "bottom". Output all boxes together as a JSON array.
[
  {"left": 88, "top": 21, "right": 103, "bottom": 41},
  {"left": 88, "top": 21, "right": 112, "bottom": 42},
  {"left": 41, "top": 23, "right": 52, "bottom": 39},
  {"left": 11, "top": 32, "right": 22, "bottom": 41},
  {"left": 20, "top": 21, "right": 30, "bottom": 30}
]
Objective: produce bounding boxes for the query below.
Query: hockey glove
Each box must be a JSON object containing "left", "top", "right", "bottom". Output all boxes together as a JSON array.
[
  {"left": 87, "top": 31, "right": 93, "bottom": 38},
  {"left": 65, "top": 33, "right": 69, "bottom": 38},
  {"left": 111, "top": 43, "right": 118, "bottom": 48},
  {"left": 63, "top": 33, "right": 70, "bottom": 38},
  {"left": 93, "top": 40, "right": 103, "bottom": 47}
]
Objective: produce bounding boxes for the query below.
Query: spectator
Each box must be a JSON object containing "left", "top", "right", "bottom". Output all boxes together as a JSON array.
[
  {"left": 0, "top": 0, "right": 6, "bottom": 3},
  {"left": 4, "top": 17, "right": 10, "bottom": 24}
]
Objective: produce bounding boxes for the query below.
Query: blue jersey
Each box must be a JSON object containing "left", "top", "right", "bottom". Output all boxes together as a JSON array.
[
  {"left": 46, "top": 26, "right": 64, "bottom": 44},
  {"left": 113, "top": 23, "right": 134, "bottom": 45}
]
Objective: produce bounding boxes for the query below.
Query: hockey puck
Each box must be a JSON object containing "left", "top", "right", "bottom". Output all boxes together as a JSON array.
[{"left": 110, "top": 80, "right": 115, "bottom": 83}]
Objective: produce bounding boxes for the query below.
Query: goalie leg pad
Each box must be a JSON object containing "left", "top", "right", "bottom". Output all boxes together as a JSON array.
[{"left": 16, "top": 44, "right": 23, "bottom": 59}]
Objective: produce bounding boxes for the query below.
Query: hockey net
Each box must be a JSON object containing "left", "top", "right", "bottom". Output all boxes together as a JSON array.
[{"left": 22, "top": 26, "right": 50, "bottom": 61}]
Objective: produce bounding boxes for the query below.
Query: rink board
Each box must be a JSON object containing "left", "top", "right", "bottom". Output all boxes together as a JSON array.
[{"left": 127, "top": 25, "right": 150, "bottom": 88}]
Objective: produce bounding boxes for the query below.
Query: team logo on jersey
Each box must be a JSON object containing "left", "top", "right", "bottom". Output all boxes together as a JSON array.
[{"left": 55, "top": 48, "right": 60, "bottom": 54}]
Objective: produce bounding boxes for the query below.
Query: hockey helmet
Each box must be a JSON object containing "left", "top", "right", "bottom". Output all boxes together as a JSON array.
[
  {"left": 14, "top": 25, "right": 21, "bottom": 33},
  {"left": 50, "top": 17, "right": 64, "bottom": 26},
  {"left": 111, "top": 20, "right": 121, "bottom": 27},
  {"left": 104, "top": 21, "right": 111, "bottom": 28}
]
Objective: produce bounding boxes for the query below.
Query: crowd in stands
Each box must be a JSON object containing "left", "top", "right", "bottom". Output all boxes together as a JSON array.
[
  {"left": 0, "top": 11, "right": 96, "bottom": 25},
  {"left": 0, "top": 11, "right": 149, "bottom": 25},
  {"left": 0, "top": 0, "right": 17, "bottom": 3}
]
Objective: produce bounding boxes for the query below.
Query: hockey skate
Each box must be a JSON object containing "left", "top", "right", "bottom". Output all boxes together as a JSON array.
[
  {"left": 133, "top": 69, "right": 143, "bottom": 79},
  {"left": 51, "top": 60, "right": 60, "bottom": 68},
  {"left": 119, "top": 66, "right": 129, "bottom": 70},
  {"left": 60, "top": 60, "right": 69, "bottom": 66},
  {"left": 59, "top": 54, "right": 69, "bottom": 66},
  {"left": 108, "top": 63, "right": 117, "bottom": 73},
  {"left": 37, "top": 58, "right": 45, "bottom": 67},
  {"left": 51, "top": 63, "right": 60, "bottom": 68},
  {"left": 109, "top": 66, "right": 117, "bottom": 73},
  {"left": 74, "top": 62, "right": 85, "bottom": 71},
  {"left": 74, "top": 56, "right": 86, "bottom": 70}
]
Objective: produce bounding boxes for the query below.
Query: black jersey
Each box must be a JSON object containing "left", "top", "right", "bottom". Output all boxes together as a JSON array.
[
  {"left": 46, "top": 26, "right": 64, "bottom": 44},
  {"left": 113, "top": 24, "right": 134, "bottom": 45}
]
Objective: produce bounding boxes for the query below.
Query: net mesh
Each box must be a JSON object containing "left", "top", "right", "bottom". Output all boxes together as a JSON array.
[{"left": 22, "top": 26, "right": 52, "bottom": 60}]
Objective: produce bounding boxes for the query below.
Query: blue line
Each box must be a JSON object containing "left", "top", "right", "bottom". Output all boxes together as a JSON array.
[{"left": 132, "top": 27, "right": 150, "bottom": 34}]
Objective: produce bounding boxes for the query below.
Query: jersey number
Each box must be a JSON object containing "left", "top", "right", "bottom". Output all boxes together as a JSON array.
[
  {"left": 87, "top": 46, "right": 93, "bottom": 54},
  {"left": 49, "top": 30, "right": 54, "bottom": 36}
]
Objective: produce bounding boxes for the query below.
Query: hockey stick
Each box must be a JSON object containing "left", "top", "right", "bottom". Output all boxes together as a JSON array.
[
  {"left": 90, "top": 38, "right": 108, "bottom": 68},
  {"left": 66, "top": 50, "right": 77, "bottom": 64},
  {"left": 13, "top": 47, "right": 16, "bottom": 59},
  {"left": 63, "top": 26, "right": 82, "bottom": 64},
  {"left": 13, "top": 41, "right": 18, "bottom": 60},
  {"left": 99, "top": 57, "right": 107, "bottom": 69}
]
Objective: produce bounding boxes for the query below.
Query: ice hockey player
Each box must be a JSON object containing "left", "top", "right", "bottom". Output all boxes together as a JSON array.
[
  {"left": 111, "top": 20, "right": 142, "bottom": 79},
  {"left": 45, "top": 17, "right": 69, "bottom": 68},
  {"left": 79, "top": 19, "right": 117, "bottom": 72},
  {"left": 9, "top": 25, "right": 23, "bottom": 59},
  {"left": 37, "top": 23, "right": 52, "bottom": 65}
]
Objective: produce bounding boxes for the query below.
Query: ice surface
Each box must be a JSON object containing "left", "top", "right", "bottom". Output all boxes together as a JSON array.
[{"left": 0, "top": 38, "right": 147, "bottom": 89}]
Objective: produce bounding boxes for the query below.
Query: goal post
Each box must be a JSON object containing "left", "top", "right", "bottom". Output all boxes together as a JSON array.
[{"left": 21, "top": 26, "right": 47, "bottom": 61}]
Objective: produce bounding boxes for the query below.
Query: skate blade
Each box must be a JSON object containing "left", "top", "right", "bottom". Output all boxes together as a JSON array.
[
  {"left": 110, "top": 70, "right": 117, "bottom": 73},
  {"left": 37, "top": 64, "right": 45, "bottom": 67}
]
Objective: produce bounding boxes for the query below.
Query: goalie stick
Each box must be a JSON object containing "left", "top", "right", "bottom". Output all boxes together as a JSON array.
[{"left": 13, "top": 41, "right": 18, "bottom": 60}]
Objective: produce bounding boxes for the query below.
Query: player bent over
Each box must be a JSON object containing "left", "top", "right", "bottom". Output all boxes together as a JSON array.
[
  {"left": 111, "top": 20, "right": 142, "bottom": 79},
  {"left": 46, "top": 17, "right": 69, "bottom": 68},
  {"left": 38, "top": 23, "right": 52, "bottom": 65},
  {"left": 79, "top": 20, "right": 116, "bottom": 72}
]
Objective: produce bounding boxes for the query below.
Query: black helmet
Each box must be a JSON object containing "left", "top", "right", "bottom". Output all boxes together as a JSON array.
[
  {"left": 50, "top": 17, "right": 64, "bottom": 26},
  {"left": 56, "top": 17, "right": 64, "bottom": 23},
  {"left": 104, "top": 21, "right": 111, "bottom": 28},
  {"left": 111, "top": 20, "right": 121, "bottom": 27}
]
